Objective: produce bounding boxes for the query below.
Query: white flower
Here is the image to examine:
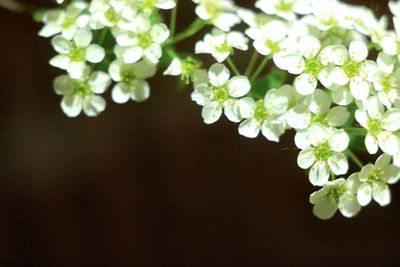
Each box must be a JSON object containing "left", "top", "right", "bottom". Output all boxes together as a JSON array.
[
  {"left": 355, "top": 96, "right": 400, "bottom": 155},
  {"left": 109, "top": 60, "right": 157, "bottom": 104},
  {"left": 238, "top": 86, "right": 289, "bottom": 141},
  {"left": 53, "top": 68, "right": 111, "bottom": 117},
  {"left": 89, "top": 0, "right": 134, "bottom": 30},
  {"left": 310, "top": 173, "right": 361, "bottom": 219},
  {"left": 371, "top": 52, "right": 400, "bottom": 108},
  {"left": 195, "top": 28, "right": 248, "bottom": 63},
  {"left": 50, "top": 28, "right": 105, "bottom": 79},
  {"left": 296, "top": 124, "right": 349, "bottom": 186},
  {"left": 192, "top": 0, "right": 240, "bottom": 32},
  {"left": 389, "top": 0, "right": 400, "bottom": 18},
  {"left": 323, "top": 41, "right": 377, "bottom": 101},
  {"left": 274, "top": 35, "right": 328, "bottom": 95},
  {"left": 114, "top": 17, "right": 169, "bottom": 64},
  {"left": 286, "top": 89, "right": 349, "bottom": 130},
  {"left": 357, "top": 153, "right": 400, "bottom": 207},
  {"left": 255, "top": 0, "right": 312, "bottom": 21},
  {"left": 164, "top": 58, "right": 201, "bottom": 83},
  {"left": 191, "top": 63, "right": 251, "bottom": 124},
  {"left": 246, "top": 20, "right": 288, "bottom": 58},
  {"left": 132, "top": 0, "right": 176, "bottom": 15},
  {"left": 39, "top": 1, "right": 89, "bottom": 39}
]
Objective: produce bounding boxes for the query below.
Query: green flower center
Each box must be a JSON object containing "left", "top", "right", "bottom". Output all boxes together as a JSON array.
[
  {"left": 276, "top": 1, "right": 293, "bottom": 12},
  {"left": 254, "top": 100, "right": 269, "bottom": 121},
  {"left": 62, "top": 17, "right": 76, "bottom": 29},
  {"left": 69, "top": 47, "right": 86, "bottom": 62},
  {"left": 104, "top": 9, "right": 120, "bottom": 24},
  {"left": 314, "top": 142, "right": 332, "bottom": 162},
  {"left": 121, "top": 70, "right": 135, "bottom": 84},
  {"left": 369, "top": 168, "right": 383, "bottom": 182},
  {"left": 138, "top": 33, "right": 152, "bottom": 48},
  {"left": 367, "top": 119, "right": 381, "bottom": 137},
  {"left": 75, "top": 82, "right": 91, "bottom": 96},
  {"left": 329, "top": 186, "right": 345, "bottom": 200},
  {"left": 381, "top": 75, "right": 393, "bottom": 93},
  {"left": 305, "top": 57, "right": 323, "bottom": 77},
  {"left": 265, "top": 40, "right": 280, "bottom": 54},
  {"left": 343, "top": 60, "right": 361, "bottom": 78},
  {"left": 312, "top": 114, "right": 328, "bottom": 126},
  {"left": 216, "top": 42, "right": 231, "bottom": 53},
  {"left": 141, "top": 0, "right": 156, "bottom": 11},
  {"left": 213, "top": 86, "right": 229, "bottom": 104},
  {"left": 204, "top": 3, "right": 221, "bottom": 18}
]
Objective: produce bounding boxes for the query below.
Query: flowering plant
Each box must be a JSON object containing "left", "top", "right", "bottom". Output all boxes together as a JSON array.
[{"left": 4, "top": 0, "right": 400, "bottom": 220}]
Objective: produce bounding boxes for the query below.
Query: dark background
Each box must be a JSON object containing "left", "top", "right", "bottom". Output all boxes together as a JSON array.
[{"left": 0, "top": 0, "right": 398, "bottom": 266}]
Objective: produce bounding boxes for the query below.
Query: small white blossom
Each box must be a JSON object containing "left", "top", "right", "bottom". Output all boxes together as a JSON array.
[
  {"left": 191, "top": 63, "right": 251, "bottom": 124},
  {"left": 355, "top": 96, "right": 400, "bottom": 155},
  {"left": 195, "top": 28, "right": 248, "bottom": 63},
  {"left": 39, "top": 1, "right": 89, "bottom": 39},
  {"left": 296, "top": 124, "right": 349, "bottom": 186},
  {"left": 109, "top": 60, "right": 157, "bottom": 104},
  {"left": 255, "top": 0, "right": 312, "bottom": 21},
  {"left": 50, "top": 28, "right": 106, "bottom": 79},
  {"left": 238, "top": 86, "right": 289, "bottom": 141},
  {"left": 357, "top": 153, "right": 400, "bottom": 207},
  {"left": 310, "top": 173, "right": 361, "bottom": 219},
  {"left": 53, "top": 68, "right": 111, "bottom": 117},
  {"left": 192, "top": 0, "right": 241, "bottom": 32},
  {"left": 286, "top": 89, "right": 349, "bottom": 130}
]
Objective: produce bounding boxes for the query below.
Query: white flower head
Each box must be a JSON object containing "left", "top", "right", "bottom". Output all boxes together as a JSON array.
[
  {"left": 39, "top": 1, "right": 90, "bottom": 39},
  {"left": 114, "top": 17, "right": 169, "bottom": 64},
  {"left": 355, "top": 96, "right": 400, "bottom": 155},
  {"left": 195, "top": 28, "right": 248, "bottom": 63},
  {"left": 164, "top": 57, "right": 202, "bottom": 84},
  {"left": 310, "top": 173, "right": 361, "bottom": 219},
  {"left": 192, "top": 0, "right": 241, "bottom": 31},
  {"left": 256, "top": 0, "right": 312, "bottom": 21},
  {"left": 53, "top": 68, "right": 111, "bottom": 117},
  {"left": 238, "top": 86, "right": 290, "bottom": 142},
  {"left": 109, "top": 60, "right": 157, "bottom": 104},
  {"left": 296, "top": 124, "right": 349, "bottom": 186},
  {"left": 191, "top": 63, "right": 251, "bottom": 124},
  {"left": 50, "top": 28, "right": 106, "bottom": 79},
  {"left": 357, "top": 153, "right": 400, "bottom": 207},
  {"left": 286, "top": 89, "right": 350, "bottom": 130}
]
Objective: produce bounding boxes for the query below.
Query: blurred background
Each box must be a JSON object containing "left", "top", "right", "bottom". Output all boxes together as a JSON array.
[{"left": 0, "top": 0, "right": 399, "bottom": 266}]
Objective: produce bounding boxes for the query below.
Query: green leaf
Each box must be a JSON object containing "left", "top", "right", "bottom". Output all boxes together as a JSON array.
[{"left": 248, "top": 68, "right": 287, "bottom": 99}]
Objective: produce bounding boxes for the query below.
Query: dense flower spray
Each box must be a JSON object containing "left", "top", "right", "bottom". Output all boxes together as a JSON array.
[{"left": 31, "top": 0, "right": 400, "bottom": 219}]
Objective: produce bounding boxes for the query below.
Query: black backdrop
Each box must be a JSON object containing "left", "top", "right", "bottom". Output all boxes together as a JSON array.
[{"left": 0, "top": 0, "right": 399, "bottom": 266}]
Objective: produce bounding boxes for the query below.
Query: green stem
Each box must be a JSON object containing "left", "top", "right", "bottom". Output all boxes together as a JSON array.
[
  {"left": 227, "top": 57, "right": 241, "bottom": 76},
  {"left": 347, "top": 150, "right": 364, "bottom": 169},
  {"left": 169, "top": 1, "right": 178, "bottom": 38},
  {"left": 166, "top": 19, "right": 206, "bottom": 45},
  {"left": 250, "top": 56, "right": 269, "bottom": 83},
  {"left": 97, "top": 28, "right": 108, "bottom": 45},
  {"left": 245, "top": 51, "right": 259, "bottom": 77}
]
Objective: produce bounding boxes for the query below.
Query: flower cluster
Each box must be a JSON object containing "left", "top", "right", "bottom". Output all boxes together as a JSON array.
[
  {"left": 40, "top": 0, "right": 174, "bottom": 117},
  {"left": 38, "top": 0, "right": 400, "bottom": 220}
]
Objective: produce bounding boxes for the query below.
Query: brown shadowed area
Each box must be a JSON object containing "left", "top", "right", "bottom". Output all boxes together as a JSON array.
[{"left": 0, "top": 0, "right": 398, "bottom": 266}]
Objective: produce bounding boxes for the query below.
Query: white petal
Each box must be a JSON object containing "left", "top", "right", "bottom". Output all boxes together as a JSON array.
[
  {"left": 112, "top": 84, "right": 130, "bottom": 104},
  {"left": 372, "top": 182, "right": 391, "bottom": 206},
  {"left": 313, "top": 196, "right": 338, "bottom": 220},
  {"left": 86, "top": 44, "right": 105, "bottom": 63},
  {"left": 144, "top": 44, "right": 162, "bottom": 64},
  {"left": 73, "top": 28, "right": 93, "bottom": 48},
  {"left": 350, "top": 77, "right": 370, "bottom": 100},
  {"left": 202, "top": 101, "right": 222, "bottom": 124},
  {"left": 294, "top": 73, "right": 317, "bottom": 95},
  {"left": 89, "top": 71, "right": 111, "bottom": 93},
  {"left": 83, "top": 95, "right": 106, "bottom": 117},
  {"left": 378, "top": 132, "right": 400, "bottom": 155},
  {"left": 61, "top": 95, "right": 82, "bottom": 117},
  {"left": 238, "top": 97, "right": 256, "bottom": 119},
  {"left": 286, "top": 104, "right": 311, "bottom": 129},
  {"left": 326, "top": 106, "right": 350, "bottom": 127},
  {"left": 209, "top": 63, "right": 230, "bottom": 87},
  {"left": 150, "top": 23, "right": 170, "bottom": 44},
  {"left": 365, "top": 133, "right": 379, "bottom": 154},
  {"left": 51, "top": 35, "right": 72, "bottom": 54},
  {"left": 381, "top": 109, "right": 400, "bottom": 131},
  {"left": 239, "top": 118, "right": 260, "bottom": 138},
  {"left": 328, "top": 153, "right": 349, "bottom": 175},
  {"left": 349, "top": 41, "right": 368, "bottom": 62},
  {"left": 53, "top": 75, "right": 74, "bottom": 95},
  {"left": 130, "top": 79, "right": 150, "bottom": 102},
  {"left": 227, "top": 76, "right": 251, "bottom": 97},
  {"left": 329, "top": 130, "right": 349, "bottom": 152},
  {"left": 224, "top": 99, "right": 241, "bottom": 122},
  {"left": 309, "top": 161, "right": 330, "bottom": 186},
  {"left": 357, "top": 183, "right": 372, "bottom": 206},
  {"left": 297, "top": 148, "right": 316, "bottom": 169},
  {"left": 338, "top": 195, "right": 361, "bottom": 218}
]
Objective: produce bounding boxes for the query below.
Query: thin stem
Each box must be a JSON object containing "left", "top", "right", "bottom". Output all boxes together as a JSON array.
[
  {"left": 250, "top": 56, "right": 269, "bottom": 83},
  {"left": 169, "top": 1, "right": 178, "bottom": 38},
  {"left": 97, "top": 28, "right": 108, "bottom": 45},
  {"left": 166, "top": 19, "right": 206, "bottom": 45},
  {"left": 347, "top": 150, "right": 364, "bottom": 169},
  {"left": 245, "top": 51, "right": 259, "bottom": 77},
  {"left": 227, "top": 57, "right": 241, "bottom": 76}
]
